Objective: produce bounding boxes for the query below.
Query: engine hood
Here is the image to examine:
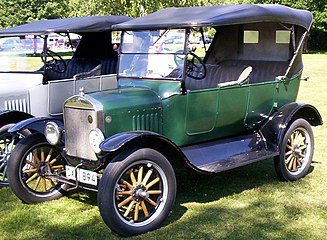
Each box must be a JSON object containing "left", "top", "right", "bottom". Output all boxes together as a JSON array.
[{"left": 65, "top": 86, "right": 163, "bottom": 135}]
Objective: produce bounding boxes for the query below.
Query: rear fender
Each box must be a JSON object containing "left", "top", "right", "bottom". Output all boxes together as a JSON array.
[
  {"left": 260, "top": 102, "right": 323, "bottom": 151},
  {"left": 8, "top": 117, "right": 64, "bottom": 135},
  {"left": 0, "top": 110, "right": 33, "bottom": 127}
]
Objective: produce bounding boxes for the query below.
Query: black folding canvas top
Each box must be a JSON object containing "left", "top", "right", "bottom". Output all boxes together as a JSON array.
[
  {"left": 113, "top": 4, "right": 312, "bottom": 30},
  {"left": 0, "top": 16, "right": 132, "bottom": 37}
]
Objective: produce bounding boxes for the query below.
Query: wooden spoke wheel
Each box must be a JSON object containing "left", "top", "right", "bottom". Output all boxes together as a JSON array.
[
  {"left": 0, "top": 131, "right": 14, "bottom": 187},
  {"left": 274, "top": 119, "right": 314, "bottom": 181},
  {"left": 0, "top": 124, "right": 28, "bottom": 187},
  {"left": 7, "top": 133, "right": 66, "bottom": 203},
  {"left": 98, "top": 148, "right": 176, "bottom": 236}
]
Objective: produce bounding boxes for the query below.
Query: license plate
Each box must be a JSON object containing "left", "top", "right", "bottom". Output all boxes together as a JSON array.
[{"left": 65, "top": 165, "right": 97, "bottom": 186}]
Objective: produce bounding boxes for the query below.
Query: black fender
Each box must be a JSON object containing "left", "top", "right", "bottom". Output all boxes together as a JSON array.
[
  {"left": 260, "top": 102, "right": 323, "bottom": 151},
  {"left": 0, "top": 110, "right": 33, "bottom": 127},
  {"left": 99, "top": 131, "right": 192, "bottom": 170},
  {"left": 8, "top": 117, "right": 64, "bottom": 135}
]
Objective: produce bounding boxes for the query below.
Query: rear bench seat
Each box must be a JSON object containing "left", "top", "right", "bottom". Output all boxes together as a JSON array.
[{"left": 185, "top": 60, "right": 289, "bottom": 90}]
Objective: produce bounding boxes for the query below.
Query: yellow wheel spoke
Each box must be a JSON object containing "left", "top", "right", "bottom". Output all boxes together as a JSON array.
[
  {"left": 148, "top": 190, "right": 162, "bottom": 195},
  {"left": 124, "top": 200, "right": 135, "bottom": 218},
  {"left": 49, "top": 155, "right": 60, "bottom": 166},
  {"left": 287, "top": 157, "right": 295, "bottom": 170},
  {"left": 290, "top": 133, "right": 294, "bottom": 147},
  {"left": 299, "top": 145, "right": 307, "bottom": 150},
  {"left": 32, "top": 151, "right": 41, "bottom": 163},
  {"left": 294, "top": 131, "right": 300, "bottom": 145},
  {"left": 51, "top": 165, "right": 64, "bottom": 170},
  {"left": 117, "top": 191, "right": 132, "bottom": 195},
  {"left": 23, "top": 168, "right": 37, "bottom": 174},
  {"left": 285, "top": 150, "right": 293, "bottom": 156},
  {"left": 292, "top": 157, "right": 297, "bottom": 171},
  {"left": 146, "top": 197, "right": 158, "bottom": 207},
  {"left": 296, "top": 158, "right": 302, "bottom": 168},
  {"left": 45, "top": 149, "right": 54, "bottom": 162},
  {"left": 42, "top": 178, "right": 47, "bottom": 192},
  {"left": 286, "top": 144, "right": 293, "bottom": 150},
  {"left": 299, "top": 153, "right": 305, "bottom": 158},
  {"left": 33, "top": 176, "right": 42, "bottom": 190},
  {"left": 130, "top": 172, "right": 137, "bottom": 186},
  {"left": 134, "top": 202, "right": 140, "bottom": 221},
  {"left": 146, "top": 177, "right": 160, "bottom": 190},
  {"left": 25, "top": 160, "right": 37, "bottom": 167},
  {"left": 285, "top": 154, "right": 293, "bottom": 165},
  {"left": 26, "top": 173, "right": 39, "bottom": 184},
  {"left": 118, "top": 196, "right": 133, "bottom": 208},
  {"left": 41, "top": 148, "right": 45, "bottom": 162},
  {"left": 137, "top": 166, "right": 143, "bottom": 184},
  {"left": 141, "top": 201, "right": 149, "bottom": 217},
  {"left": 121, "top": 179, "right": 133, "bottom": 190},
  {"left": 142, "top": 169, "right": 153, "bottom": 186}
]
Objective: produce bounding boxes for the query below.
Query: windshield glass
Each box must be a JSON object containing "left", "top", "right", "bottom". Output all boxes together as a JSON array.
[
  {"left": 119, "top": 29, "right": 186, "bottom": 79},
  {"left": 0, "top": 35, "right": 77, "bottom": 72}
]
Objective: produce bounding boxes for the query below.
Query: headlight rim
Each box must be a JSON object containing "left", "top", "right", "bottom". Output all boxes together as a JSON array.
[
  {"left": 44, "top": 121, "right": 62, "bottom": 146},
  {"left": 89, "top": 128, "right": 105, "bottom": 154}
]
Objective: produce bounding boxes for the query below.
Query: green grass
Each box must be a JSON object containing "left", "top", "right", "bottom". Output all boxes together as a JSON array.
[{"left": 0, "top": 53, "right": 326, "bottom": 240}]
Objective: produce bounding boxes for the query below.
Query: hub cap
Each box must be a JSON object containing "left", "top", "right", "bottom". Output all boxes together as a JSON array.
[
  {"left": 284, "top": 127, "right": 311, "bottom": 173},
  {"left": 115, "top": 162, "right": 166, "bottom": 225}
]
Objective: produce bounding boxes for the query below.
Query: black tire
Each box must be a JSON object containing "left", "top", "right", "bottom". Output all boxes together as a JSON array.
[
  {"left": 274, "top": 119, "right": 314, "bottom": 181},
  {"left": 7, "top": 133, "right": 66, "bottom": 203},
  {"left": 98, "top": 148, "right": 176, "bottom": 236},
  {"left": 0, "top": 124, "right": 29, "bottom": 187}
]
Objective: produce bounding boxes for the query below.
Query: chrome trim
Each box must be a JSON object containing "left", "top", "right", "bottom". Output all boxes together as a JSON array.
[
  {"left": 4, "top": 98, "right": 29, "bottom": 113},
  {"left": 64, "top": 94, "right": 104, "bottom": 161},
  {"left": 64, "top": 94, "right": 104, "bottom": 131}
]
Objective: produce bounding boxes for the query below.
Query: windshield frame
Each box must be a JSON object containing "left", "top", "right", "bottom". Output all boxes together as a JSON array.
[{"left": 117, "top": 28, "right": 190, "bottom": 81}]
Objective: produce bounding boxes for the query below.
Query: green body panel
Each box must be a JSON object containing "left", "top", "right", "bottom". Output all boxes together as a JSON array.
[
  {"left": 89, "top": 86, "right": 163, "bottom": 136},
  {"left": 88, "top": 74, "right": 301, "bottom": 147}
]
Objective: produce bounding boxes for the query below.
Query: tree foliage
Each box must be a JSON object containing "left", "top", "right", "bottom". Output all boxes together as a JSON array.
[{"left": 0, "top": 0, "right": 326, "bottom": 50}]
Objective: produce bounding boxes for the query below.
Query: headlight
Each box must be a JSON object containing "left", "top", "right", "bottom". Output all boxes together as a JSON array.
[
  {"left": 45, "top": 122, "right": 61, "bottom": 145},
  {"left": 89, "top": 128, "right": 105, "bottom": 154}
]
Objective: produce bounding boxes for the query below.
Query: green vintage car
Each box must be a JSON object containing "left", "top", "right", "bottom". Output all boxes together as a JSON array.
[{"left": 7, "top": 4, "right": 323, "bottom": 236}]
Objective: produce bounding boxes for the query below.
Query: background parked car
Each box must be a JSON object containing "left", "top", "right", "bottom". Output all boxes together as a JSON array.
[
  {"left": 0, "top": 15, "right": 132, "bottom": 187},
  {"left": 0, "top": 37, "right": 23, "bottom": 51}
]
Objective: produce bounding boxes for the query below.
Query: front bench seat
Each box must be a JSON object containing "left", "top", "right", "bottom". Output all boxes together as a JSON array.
[{"left": 44, "top": 58, "right": 102, "bottom": 81}]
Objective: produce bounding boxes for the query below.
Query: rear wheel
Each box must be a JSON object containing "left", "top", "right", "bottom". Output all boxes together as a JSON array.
[
  {"left": 274, "top": 119, "right": 314, "bottom": 181},
  {"left": 7, "top": 133, "right": 66, "bottom": 203},
  {"left": 98, "top": 148, "right": 176, "bottom": 236}
]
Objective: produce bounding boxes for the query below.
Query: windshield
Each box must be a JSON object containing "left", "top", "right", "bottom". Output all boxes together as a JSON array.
[
  {"left": 0, "top": 35, "right": 77, "bottom": 72},
  {"left": 119, "top": 29, "right": 186, "bottom": 79}
]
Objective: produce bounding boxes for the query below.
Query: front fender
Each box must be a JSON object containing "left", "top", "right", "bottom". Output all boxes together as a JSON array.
[
  {"left": 260, "top": 102, "right": 323, "bottom": 151},
  {"left": 0, "top": 110, "right": 33, "bottom": 127},
  {"left": 99, "top": 131, "right": 192, "bottom": 170},
  {"left": 8, "top": 117, "right": 64, "bottom": 135}
]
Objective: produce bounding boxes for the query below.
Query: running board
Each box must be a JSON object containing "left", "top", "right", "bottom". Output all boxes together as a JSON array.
[{"left": 181, "top": 133, "right": 279, "bottom": 173}]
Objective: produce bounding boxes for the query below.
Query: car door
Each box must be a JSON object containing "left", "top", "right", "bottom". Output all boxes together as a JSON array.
[
  {"left": 185, "top": 88, "right": 218, "bottom": 135},
  {"left": 245, "top": 81, "right": 277, "bottom": 129}
]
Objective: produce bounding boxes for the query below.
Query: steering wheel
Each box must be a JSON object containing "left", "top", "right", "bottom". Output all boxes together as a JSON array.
[
  {"left": 185, "top": 52, "right": 206, "bottom": 80},
  {"left": 174, "top": 51, "right": 206, "bottom": 80},
  {"left": 41, "top": 50, "right": 67, "bottom": 73}
]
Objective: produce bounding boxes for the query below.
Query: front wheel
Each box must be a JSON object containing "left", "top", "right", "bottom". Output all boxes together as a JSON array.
[
  {"left": 0, "top": 124, "right": 29, "bottom": 187},
  {"left": 98, "top": 148, "right": 176, "bottom": 236},
  {"left": 274, "top": 119, "right": 314, "bottom": 181},
  {"left": 7, "top": 133, "right": 67, "bottom": 203}
]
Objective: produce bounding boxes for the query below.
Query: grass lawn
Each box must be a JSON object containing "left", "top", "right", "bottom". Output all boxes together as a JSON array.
[{"left": 0, "top": 53, "right": 326, "bottom": 240}]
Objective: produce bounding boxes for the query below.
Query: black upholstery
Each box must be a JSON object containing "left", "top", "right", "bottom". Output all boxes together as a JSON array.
[
  {"left": 44, "top": 58, "right": 101, "bottom": 80},
  {"left": 185, "top": 60, "right": 289, "bottom": 90},
  {"left": 43, "top": 57, "right": 118, "bottom": 81}
]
